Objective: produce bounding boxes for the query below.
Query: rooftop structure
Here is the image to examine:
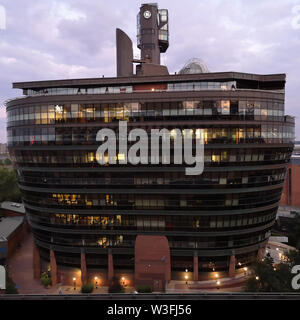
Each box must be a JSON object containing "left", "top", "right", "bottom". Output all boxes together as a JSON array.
[{"left": 179, "top": 58, "right": 210, "bottom": 74}]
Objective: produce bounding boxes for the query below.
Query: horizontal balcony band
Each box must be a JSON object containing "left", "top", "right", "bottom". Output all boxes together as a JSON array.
[
  {"left": 16, "top": 163, "right": 288, "bottom": 173},
  {"left": 29, "top": 216, "right": 275, "bottom": 233},
  {"left": 20, "top": 180, "right": 284, "bottom": 191},
  {"left": 34, "top": 238, "right": 268, "bottom": 257},
  {"left": 19, "top": 182, "right": 283, "bottom": 195},
  {"left": 11, "top": 72, "right": 286, "bottom": 89},
  {"left": 9, "top": 143, "right": 293, "bottom": 151},
  {"left": 24, "top": 201, "right": 279, "bottom": 216},
  {"left": 6, "top": 89, "right": 285, "bottom": 109},
  {"left": 29, "top": 220, "right": 274, "bottom": 237},
  {"left": 7, "top": 120, "right": 291, "bottom": 129},
  {"left": 170, "top": 239, "right": 268, "bottom": 257}
]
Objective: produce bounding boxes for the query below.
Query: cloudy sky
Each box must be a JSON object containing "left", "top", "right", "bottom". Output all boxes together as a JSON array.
[{"left": 0, "top": 0, "right": 300, "bottom": 142}]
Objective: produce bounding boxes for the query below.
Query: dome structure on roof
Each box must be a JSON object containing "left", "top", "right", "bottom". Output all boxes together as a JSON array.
[{"left": 178, "top": 58, "right": 209, "bottom": 74}]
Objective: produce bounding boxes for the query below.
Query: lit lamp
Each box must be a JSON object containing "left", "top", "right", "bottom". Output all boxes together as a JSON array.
[
  {"left": 243, "top": 267, "right": 248, "bottom": 276},
  {"left": 184, "top": 274, "right": 188, "bottom": 285},
  {"left": 255, "top": 276, "right": 259, "bottom": 280},
  {"left": 121, "top": 277, "right": 125, "bottom": 286},
  {"left": 215, "top": 273, "right": 219, "bottom": 278},
  {"left": 94, "top": 276, "right": 98, "bottom": 289},
  {"left": 216, "top": 280, "right": 220, "bottom": 290},
  {"left": 73, "top": 277, "right": 76, "bottom": 291}
]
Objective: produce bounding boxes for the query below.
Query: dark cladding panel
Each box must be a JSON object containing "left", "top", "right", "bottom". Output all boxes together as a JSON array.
[{"left": 116, "top": 28, "right": 133, "bottom": 77}]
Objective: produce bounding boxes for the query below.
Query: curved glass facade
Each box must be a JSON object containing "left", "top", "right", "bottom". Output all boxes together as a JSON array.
[{"left": 7, "top": 74, "right": 294, "bottom": 271}]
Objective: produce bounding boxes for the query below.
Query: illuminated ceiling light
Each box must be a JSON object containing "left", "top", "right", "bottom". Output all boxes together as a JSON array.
[{"left": 55, "top": 105, "right": 63, "bottom": 114}]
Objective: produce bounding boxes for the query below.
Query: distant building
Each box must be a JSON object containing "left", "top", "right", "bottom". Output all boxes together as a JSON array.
[
  {"left": 0, "top": 143, "right": 7, "bottom": 155},
  {"left": 0, "top": 201, "right": 25, "bottom": 217},
  {"left": 0, "top": 202, "right": 28, "bottom": 266},
  {"left": 280, "top": 143, "right": 300, "bottom": 208}
]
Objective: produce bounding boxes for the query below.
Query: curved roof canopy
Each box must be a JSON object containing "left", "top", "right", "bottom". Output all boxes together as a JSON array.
[{"left": 179, "top": 58, "right": 209, "bottom": 74}]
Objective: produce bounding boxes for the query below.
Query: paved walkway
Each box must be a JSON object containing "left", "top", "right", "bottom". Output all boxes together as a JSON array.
[
  {"left": 8, "top": 232, "right": 134, "bottom": 294},
  {"left": 8, "top": 232, "right": 58, "bottom": 294},
  {"left": 166, "top": 273, "right": 248, "bottom": 293},
  {"left": 8, "top": 232, "right": 247, "bottom": 294}
]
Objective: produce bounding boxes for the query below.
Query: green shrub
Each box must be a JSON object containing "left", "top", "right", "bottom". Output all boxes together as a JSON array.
[
  {"left": 40, "top": 272, "right": 51, "bottom": 287},
  {"left": 137, "top": 285, "right": 152, "bottom": 293},
  {"left": 5, "top": 275, "right": 18, "bottom": 294},
  {"left": 81, "top": 283, "right": 94, "bottom": 293},
  {"left": 5, "top": 282, "right": 18, "bottom": 294}
]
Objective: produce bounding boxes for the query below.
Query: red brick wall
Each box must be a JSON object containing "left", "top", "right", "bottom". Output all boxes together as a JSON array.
[
  {"left": 135, "top": 235, "right": 170, "bottom": 290},
  {"left": 280, "top": 163, "right": 300, "bottom": 208},
  {"left": 7, "top": 221, "right": 29, "bottom": 259},
  {"left": 0, "top": 209, "right": 24, "bottom": 217}
]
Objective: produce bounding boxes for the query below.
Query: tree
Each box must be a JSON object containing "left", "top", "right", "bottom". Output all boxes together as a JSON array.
[
  {"left": 3, "top": 158, "right": 12, "bottom": 166},
  {"left": 244, "top": 250, "right": 300, "bottom": 292},
  {"left": 0, "top": 168, "right": 21, "bottom": 202}
]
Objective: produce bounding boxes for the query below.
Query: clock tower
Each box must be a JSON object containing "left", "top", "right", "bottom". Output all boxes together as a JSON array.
[
  {"left": 137, "top": 3, "right": 169, "bottom": 65},
  {"left": 116, "top": 3, "right": 169, "bottom": 77}
]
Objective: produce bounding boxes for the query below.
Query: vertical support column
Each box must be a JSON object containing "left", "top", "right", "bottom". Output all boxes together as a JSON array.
[
  {"left": 81, "top": 250, "right": 87, "bottom": 286},
  {"left": 108, "top": 249, "right": 114, "bottom": 282},
  {"left": 50, "top": 249, "right": 57, "bottom": 286},
  {"left": 193, "top": 252, "right": 198, "bottom": 281},
  {"left": 33, "top": 243, "right": 41, "bottom": 279},
  {"left": 229, "top": 255, "right": 235, "bottom": 278},
  {"left": 257, "top": 247, "right": 265, "bottom": 261}
]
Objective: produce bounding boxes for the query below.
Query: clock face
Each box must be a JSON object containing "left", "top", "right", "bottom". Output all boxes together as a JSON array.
[{"left": 143, "top": 10, "right": 151, "bottom": 19}]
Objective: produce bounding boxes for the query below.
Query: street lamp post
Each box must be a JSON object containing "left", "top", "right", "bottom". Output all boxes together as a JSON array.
[
  {"left": 94, "top": 276, "right": 98, "bottom": 289},
  {"left": 121, "top": 277, "right": 125, "bottom": 286},
  {"left": 73, "top": 277, "right": 76, "bottom": 291}
]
